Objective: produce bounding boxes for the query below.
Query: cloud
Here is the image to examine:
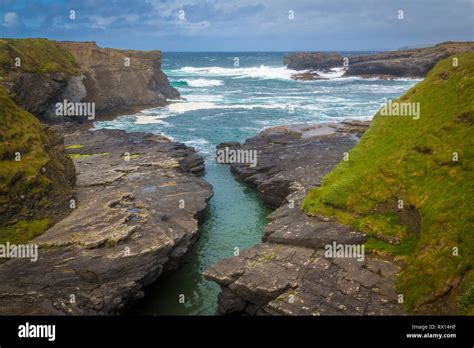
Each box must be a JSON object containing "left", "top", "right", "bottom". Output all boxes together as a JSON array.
[
  {"left": 3, "top": 12, "right": 19, "bottom": 28},
  {"left": 90, "top": 16, "right": 117, "bottom": 29},
  {"left": 1, "top": 0, "right": 473, "bottom": 51}
]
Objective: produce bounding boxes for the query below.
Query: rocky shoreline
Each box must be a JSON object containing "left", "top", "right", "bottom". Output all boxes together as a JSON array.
[
  {"left": 57, "top": 41, "right": 180, "bottom": 120},
  {"left": 0, "top": 128, "right": 213, "bottom": 315},
  {"left": 204, "top": 122, "right": 404, "bottom": 315},
  {"left": 285, "top": 41, "right": 474, "bottom": 80},
  {"left": 0, "top": 39, "right": 215, "bottom": 315},
  {"left": 1, "top": 39, "right": 179, "bottom": 124}
]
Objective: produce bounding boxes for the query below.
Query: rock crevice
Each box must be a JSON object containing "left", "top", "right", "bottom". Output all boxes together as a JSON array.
[{"left": 204, "top": 121, "right": 404, "bottom": 315}]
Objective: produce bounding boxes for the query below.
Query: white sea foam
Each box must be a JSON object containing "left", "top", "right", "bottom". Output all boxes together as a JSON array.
[
  {"left": 184, "top": 94, "right": 225, "bottom": 102},
  {"left": 174, "top": 65, "right": 299, "bottom": 80},
  {"left": 167, "top": 101, "right": 218, "bottom": 113},
  {"left": 185, "top": 138, "right": 212, "bottom": 155},
  {"left": 316, "top": 67, "right": 347, "bottom": 79},
  {"left": 164, "top": 99, "right": 298, "bottom": 113},
  {"left": 393, "top": 77, "right": 423, "bottom": 82},
  {"left": 174, "top": 64, "right": 420, "bottom": 82},
  {"left": 186, "top": 138, "right": 210, "bottom": 146},
  {"left": 349, "top": 84, "right": 418, "bottom": 93},
  {"left": 179, "top": 78, "right": 224, "bottom": 87},
  {"left": 139, "top": 108, "right": 170, "bottom": 116},
  {"left": 163, "top": 98, "right": 384, "bottom": 114},
  {"left": 135, "top": 115, "right": 168, "bottom": 125},
  {"left": 313, "top": 96, "right": 347, "bottom": 103}
]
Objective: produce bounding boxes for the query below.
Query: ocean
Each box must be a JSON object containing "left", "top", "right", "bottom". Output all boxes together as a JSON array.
[{"left": 93, "top": 52, "right": 419, "bottom": 315}]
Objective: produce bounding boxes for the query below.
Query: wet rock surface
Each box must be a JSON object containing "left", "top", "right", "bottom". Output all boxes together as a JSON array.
[
  {"left": 290, "top": 72, "right": 329, "bottom": 81},
  {"left": 222, "top": 122, "right": 368, "bottom": 208},
  {"left": 205, "top": 121, "right": 405, "bottom": 315},
  {"left": 0, "top": 129, "right": 212, "bottom": 315}
]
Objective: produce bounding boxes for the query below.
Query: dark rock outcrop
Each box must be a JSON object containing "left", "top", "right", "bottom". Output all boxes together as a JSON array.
[
  {"left": 0, "top": 129, "right": 212, "bottom": 315},
  {"left": 204, "top": 121, "right": 404, "bottom": 315},
  {"left": 290, "top": 72, "right": 329, "bottom": 81},
  {"left": 9, "top": 72, "right": 72, "bottom": 121},
  {"left": 284, "top": 41, "right": 474, "bottom": 79},
  {"left": 0, "top": 38, "right": 80, "bottom": 123},
  {"left": 223, "top": 122, "right": 368, "bottom": 208},
  {"left": 284, "top": 52, "right": 342, "bottom": 71}
]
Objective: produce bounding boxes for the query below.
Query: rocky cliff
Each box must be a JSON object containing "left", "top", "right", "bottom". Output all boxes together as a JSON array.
[
  {"left": 285, "top": 41, "right": 474, "bottom": 80},
  {"left": 284, "top": 52, "right": 342, "bottom": 72},
  {"left": 58, "top": 41, "right": 179, "bottom": 119},
  {"left": 0, "top": 38, "right": 81, "bottom": 122},
  {"left": 303, "top": 53, "right": 474, "bottom": 314},
  {"left": 0, "top": 38, "right": 179, "bottom": 123},
  {"left": 205, "top": 122, "right": 404, "bottom": 315},
  {"left": 0, "top": 38, "right": 185, "bottom": 246},
  {"left": 0, "top": 39, "right": 213, "bottom": 315},
  {"left": 206, "top": 53, "right": 474, "bottom": 315},
  {"left": 0, "top": 128, "right": 212, "bottom": 315},
  {"left": 0, "top": 86, "right": 75, "bottom": 245}
]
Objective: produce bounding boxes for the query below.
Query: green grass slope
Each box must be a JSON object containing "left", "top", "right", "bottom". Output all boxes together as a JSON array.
[
  {"left": 0, "top": 86, "right": 75, "bottom": 244},
  {"left": 0, "top": 38, "right": 78, "bottom": 245},
  {"left": 0, "top": 38, "right": 79, "bottom": 77},
  {"left": 303, "top": 53, "right": 474, "bottom": 314}
]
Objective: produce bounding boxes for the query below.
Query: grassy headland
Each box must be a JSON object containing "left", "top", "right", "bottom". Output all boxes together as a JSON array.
[
  {"left": 303, "top": 53, "right": 474, "bottom": 314},
  {"left": 0, "top": 85, "right": 75, "bottom": 244},
  {"left": 0, "top": 38, "right": 80, "bottom": 77}
]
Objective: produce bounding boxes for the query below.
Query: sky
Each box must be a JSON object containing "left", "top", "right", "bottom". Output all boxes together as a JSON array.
[{"left": 1, "top": 0, "right": 473, "bottom": 51}]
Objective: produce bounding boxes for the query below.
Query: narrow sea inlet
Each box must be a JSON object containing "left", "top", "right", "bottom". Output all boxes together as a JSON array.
[
  {"left": 94, "top": 52, "right": 418, "bottom": 315},
  {"left": 130, "top": 163, "right": 271, "bottom": 315}
]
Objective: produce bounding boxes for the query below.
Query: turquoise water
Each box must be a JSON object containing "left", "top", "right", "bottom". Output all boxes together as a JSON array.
[{"left": 94, "top": 52, "right": 418, "bottom": 315}]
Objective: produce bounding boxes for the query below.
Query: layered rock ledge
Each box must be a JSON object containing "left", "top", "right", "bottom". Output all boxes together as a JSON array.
[
  {"left": 0, "top": 129, "right": 212, "bottom": 315},
  {"left": 0, "top": 39, "right": 179, "bottom": 124},
  {"left": 285, "top": 41, "right": 474, "bottom": 80},
  {"left": 58, "top": 41, "right": 180, "bottom": 119},
  {"left": 204, "top": 121, "right": 404, "bottom": 315}
]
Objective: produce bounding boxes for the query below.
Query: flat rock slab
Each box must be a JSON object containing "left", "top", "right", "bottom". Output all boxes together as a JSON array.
[
  {"left": 225, "top": 122, "right": 366, "bottom": 208},
  {"left": 204, "top": 243, "right": 403, "bottom": 316},
  {"left": 205, "top": 121, "right": 405, "bottom": 315},
  {"left": 0, "top": 129, "right": 213, "bottom": 315}
]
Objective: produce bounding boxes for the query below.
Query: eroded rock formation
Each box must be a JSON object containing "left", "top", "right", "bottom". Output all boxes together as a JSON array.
[
  {"left": 205, "top": 122, "right": 404, "bottom": 315},
  {"left": 0, "top": 129, "right": 212, "bottom": 315},
  {"left": 58, "top": 41, "right": 180, "bottom": 119},
  {"left": 0, "top": 39, "right": 179, "bottom": 123},
  {"left": 284, "top": 41, "right": 474, "bottom": 79}
]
